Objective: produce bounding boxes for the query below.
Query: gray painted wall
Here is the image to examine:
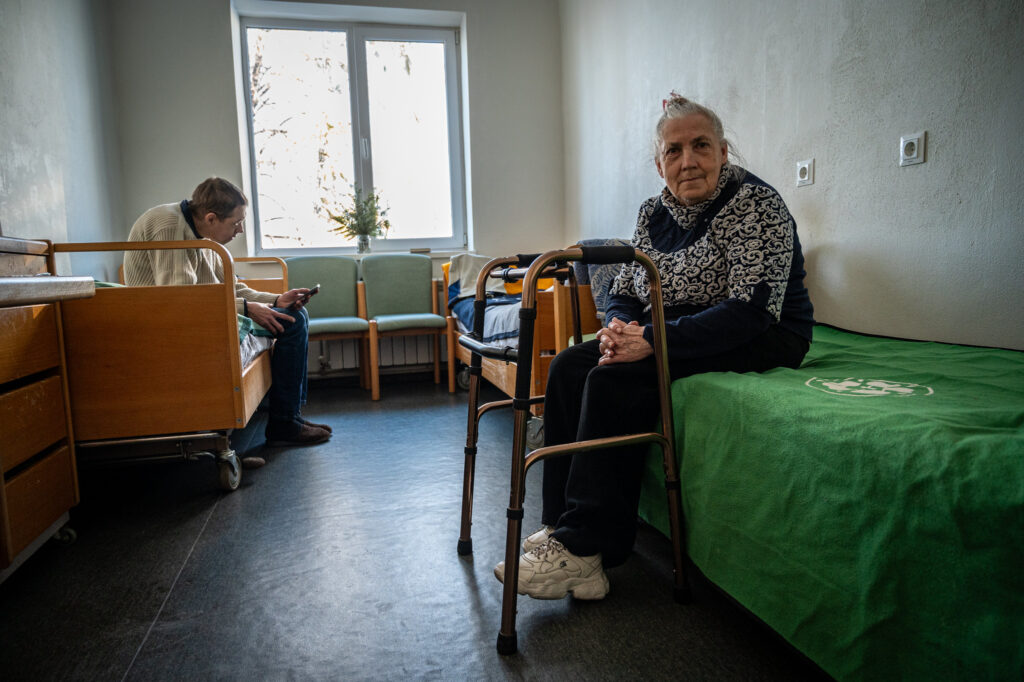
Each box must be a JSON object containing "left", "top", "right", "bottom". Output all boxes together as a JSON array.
[
  {"left": 560, "top": 0, "right": 1024, "bottom": 350},
  {"left": 105, "top": 0, "right": 565, "bottom": 260},
  {"left": 0, "top": 0, "right": 123, "bottom": 279},
  {"left": 106, "top": 0, "right": 249, "bottom": 255},
  {"left": 4, "top": 0, "right": 1021, "bottom": 350}
]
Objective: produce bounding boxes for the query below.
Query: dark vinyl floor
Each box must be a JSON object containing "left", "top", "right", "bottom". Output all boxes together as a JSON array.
[{"left": 0, "top": 378, "right": 831, "bottom": 681}]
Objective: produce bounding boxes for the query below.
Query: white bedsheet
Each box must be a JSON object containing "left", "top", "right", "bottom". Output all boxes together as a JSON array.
[
  {"left": 241, "top": 333, "right": 274, "bottom": 368},
  {"left": 453, "top": 302, "right": 520, "bottom": 350}
]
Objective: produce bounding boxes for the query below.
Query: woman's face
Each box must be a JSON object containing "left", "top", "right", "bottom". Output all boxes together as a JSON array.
[{"left": 655, "top": 113, "right": 728, "bottom": 205}]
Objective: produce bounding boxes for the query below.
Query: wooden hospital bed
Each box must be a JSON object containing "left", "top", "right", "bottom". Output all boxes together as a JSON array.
[
  {"left": 52, "top": 241, "right": 287, "bottom": 491},
  {"left": 443, "top": 254, "right": 602, "bottom": 416}
]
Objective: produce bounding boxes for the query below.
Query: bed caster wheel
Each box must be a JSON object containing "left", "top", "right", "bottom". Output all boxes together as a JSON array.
[
  {"left": 217, "top": 450, "right": 242, "bottom": 491},
  {"left": 52, "top": 526, "right": 77, "bottom": 545},
  {"left": 456, "top": 365, "right": 471, "bottom": 391},
  {"left": 526, "top": 416, "right": 544, "bottom": 451}
]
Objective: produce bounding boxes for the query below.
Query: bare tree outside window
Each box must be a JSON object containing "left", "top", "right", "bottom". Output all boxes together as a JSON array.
[
  {"left": 242, "top": 23, "right": 464, "bottom": 253},
  {"left": 248, "top": 28, "right": 354, "bottom": 249},
  {"left": 365, "top": 40, "right": 453, "bottom": 242}
]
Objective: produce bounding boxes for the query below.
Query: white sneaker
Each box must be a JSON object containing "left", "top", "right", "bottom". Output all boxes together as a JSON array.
[
  {"left": 493, "top": 538, "right": 609, "bottom": 600},
  {"left": 522, "top": 525, "right": 555, "bottom": 553}
]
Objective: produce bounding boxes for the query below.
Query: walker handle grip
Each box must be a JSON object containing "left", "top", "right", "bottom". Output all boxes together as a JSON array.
[
  {"left": 579, "top": 245, "right": 635, "bottom": 265},
  {"left": 514, "top": 253, "right": 541, "bottom": 267}
]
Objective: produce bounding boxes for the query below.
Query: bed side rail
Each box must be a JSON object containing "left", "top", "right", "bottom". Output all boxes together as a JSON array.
[{"left": 53, "top": 241, "right": 246, "bottom": 441}]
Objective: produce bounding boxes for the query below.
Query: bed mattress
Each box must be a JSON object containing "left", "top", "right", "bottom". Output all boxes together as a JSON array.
[
  {"left": 241, "top": 332, "right": 274, "bottom": 367},
  {"left": 451, "top": 297, "right": 521, "bottom": 350},
  {"left": 638, "top": 325, "right": 1024, "bottom": 680}
]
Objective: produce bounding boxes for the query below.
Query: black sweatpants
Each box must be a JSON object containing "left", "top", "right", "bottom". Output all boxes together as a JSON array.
[{"left": 542, "top": 324, "right": 809, "bottom": 567}]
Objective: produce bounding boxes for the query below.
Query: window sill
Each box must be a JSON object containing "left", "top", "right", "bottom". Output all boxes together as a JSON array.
[{"left": 253, "top": 248, "right": 469, "bottom": 262}]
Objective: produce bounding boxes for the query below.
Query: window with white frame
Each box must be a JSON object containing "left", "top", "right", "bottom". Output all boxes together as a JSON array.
[{"left": 239, "top": 17, "right": 465, "bottom": 254}]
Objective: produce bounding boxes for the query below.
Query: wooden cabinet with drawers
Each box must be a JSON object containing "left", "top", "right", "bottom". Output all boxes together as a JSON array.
[{"left": 0, "top": 236, "right": 94, "bottom": 580}]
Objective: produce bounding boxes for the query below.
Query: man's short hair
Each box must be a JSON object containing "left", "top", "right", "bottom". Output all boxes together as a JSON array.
[{"left": 190, "top": 177, "right": 248, "bottom": 219}]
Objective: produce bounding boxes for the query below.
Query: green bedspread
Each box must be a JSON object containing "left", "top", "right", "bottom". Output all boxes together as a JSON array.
[{"left": 638, "top": 325, "right": 1024, "bottom": 680}]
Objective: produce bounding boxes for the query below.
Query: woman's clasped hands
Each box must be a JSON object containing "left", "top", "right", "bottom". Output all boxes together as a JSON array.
[{"left": 597, "top": 318, "right": 653, "bottom": 365}]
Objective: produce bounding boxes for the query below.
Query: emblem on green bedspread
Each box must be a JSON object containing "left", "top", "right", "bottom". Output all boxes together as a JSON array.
[{"left": 805, "top": 377, "right": 934, "bottom": 397}]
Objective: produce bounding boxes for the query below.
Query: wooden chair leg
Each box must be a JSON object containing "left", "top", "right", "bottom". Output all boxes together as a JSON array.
[
  {"left": 369, "top": 322, "right": 380, "bottom": 400},
  {"left": 446, "top": 318, "right": 456, "bottom": 393}
]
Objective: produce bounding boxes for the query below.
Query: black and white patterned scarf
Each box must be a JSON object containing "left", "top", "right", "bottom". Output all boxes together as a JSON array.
[{"left": 610, "top": 163, "right": 795, "bottom": 320}]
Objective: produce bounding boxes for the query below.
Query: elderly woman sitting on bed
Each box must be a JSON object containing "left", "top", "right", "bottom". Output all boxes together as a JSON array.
[{"left": 495, "top": 94, "right": 816, "bottom": 600}]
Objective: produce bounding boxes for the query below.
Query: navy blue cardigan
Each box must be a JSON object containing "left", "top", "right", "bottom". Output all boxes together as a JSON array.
[{"left": 605, "top": 166, "right": 814, "bottom": 362}]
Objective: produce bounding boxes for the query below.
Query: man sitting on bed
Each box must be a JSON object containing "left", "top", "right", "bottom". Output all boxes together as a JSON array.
[{"left": 124, "top": 177, "right": 332, "bottom": 449}]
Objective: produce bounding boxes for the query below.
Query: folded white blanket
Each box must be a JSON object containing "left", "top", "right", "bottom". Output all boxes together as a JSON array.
[{"left": 448, "top": 253, "right": 507, "bottom": 302}]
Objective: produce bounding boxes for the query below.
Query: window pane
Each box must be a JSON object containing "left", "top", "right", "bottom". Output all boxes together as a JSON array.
[
  {"left": 365, "top": 40, "right": 453, "bottom": 240},
  {"left": 247, "top": 27, "right": 355, "bottom": 249}
]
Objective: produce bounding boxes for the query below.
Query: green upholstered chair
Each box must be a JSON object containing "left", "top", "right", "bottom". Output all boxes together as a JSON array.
[
  {"left": 285, "top": 255, "right": 369, "bottom": 384},
  {"left": 360, "top": 253, "right": 447, "bottom": 400}
]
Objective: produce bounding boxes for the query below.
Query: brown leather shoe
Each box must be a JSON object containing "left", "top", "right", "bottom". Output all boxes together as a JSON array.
[
  {"left": 242, "top": 456, "right": 267, "bottom": 469},
  {"left": 265, "top": 422, "right": 331, "bottom": 447},
  {"left": 298, "top": 416, "right": 333, "bottom": 433}
]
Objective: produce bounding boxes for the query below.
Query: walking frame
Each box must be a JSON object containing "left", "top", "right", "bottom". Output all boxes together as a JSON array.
[{"left": 454, "top": 245, "right": 691, "bottom": 655}]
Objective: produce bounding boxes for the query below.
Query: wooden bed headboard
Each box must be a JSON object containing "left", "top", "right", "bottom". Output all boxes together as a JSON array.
[{"left": 54, "top": 240, "right": 280, "bottom": 441}]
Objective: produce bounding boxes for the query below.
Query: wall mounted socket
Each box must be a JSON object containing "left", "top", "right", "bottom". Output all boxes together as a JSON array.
[
  {"left": 899, "top": 131, "right": 926, "bottom": 166},
  {"left": 796, "top": 158, "right": 814, "bottom": 187}
]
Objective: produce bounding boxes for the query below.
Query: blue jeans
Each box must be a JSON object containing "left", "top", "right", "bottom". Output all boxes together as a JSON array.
[{"left": 267, "top": 305, "right": 309, "bottom": 424}]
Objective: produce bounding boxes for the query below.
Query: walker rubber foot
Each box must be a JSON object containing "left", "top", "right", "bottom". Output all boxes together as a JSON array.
[
  {"left": 457, "top": 538, "right": 473, "bottom": 556},
  {"left": 496, "top": 632, "right": 517, "bottom": 655}
]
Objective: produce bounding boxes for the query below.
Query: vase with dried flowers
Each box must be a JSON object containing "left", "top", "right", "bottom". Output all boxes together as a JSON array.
[{"left": 327, "top": 188, "right": 391, "bottom": 254}]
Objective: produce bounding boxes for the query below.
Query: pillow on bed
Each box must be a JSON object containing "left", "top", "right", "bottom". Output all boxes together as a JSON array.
[{"left": 444, "top": 256, "right": 554, "bottom": 305}]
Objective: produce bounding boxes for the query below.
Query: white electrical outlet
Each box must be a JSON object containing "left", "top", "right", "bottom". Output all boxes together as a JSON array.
[
  {"left": 900, "top": 132, "right": 926, "bottom": 166},
  {"left": 796, "top": 158, "right": 814, "bottom": 187}
]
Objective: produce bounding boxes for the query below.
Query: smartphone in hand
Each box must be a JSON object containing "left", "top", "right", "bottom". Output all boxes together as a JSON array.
[{"left": 292, "top": 283, "right": 320, "bottom": 309}]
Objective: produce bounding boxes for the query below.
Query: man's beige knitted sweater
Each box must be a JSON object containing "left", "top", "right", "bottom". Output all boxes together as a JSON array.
[{"left": 124, "top": 202, "right": 278, "bottom": 314}]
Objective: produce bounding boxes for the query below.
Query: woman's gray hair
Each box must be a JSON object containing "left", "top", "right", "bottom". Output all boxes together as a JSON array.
[{"left": 653, "top": 93, "right": 732, "bottom": 160}]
